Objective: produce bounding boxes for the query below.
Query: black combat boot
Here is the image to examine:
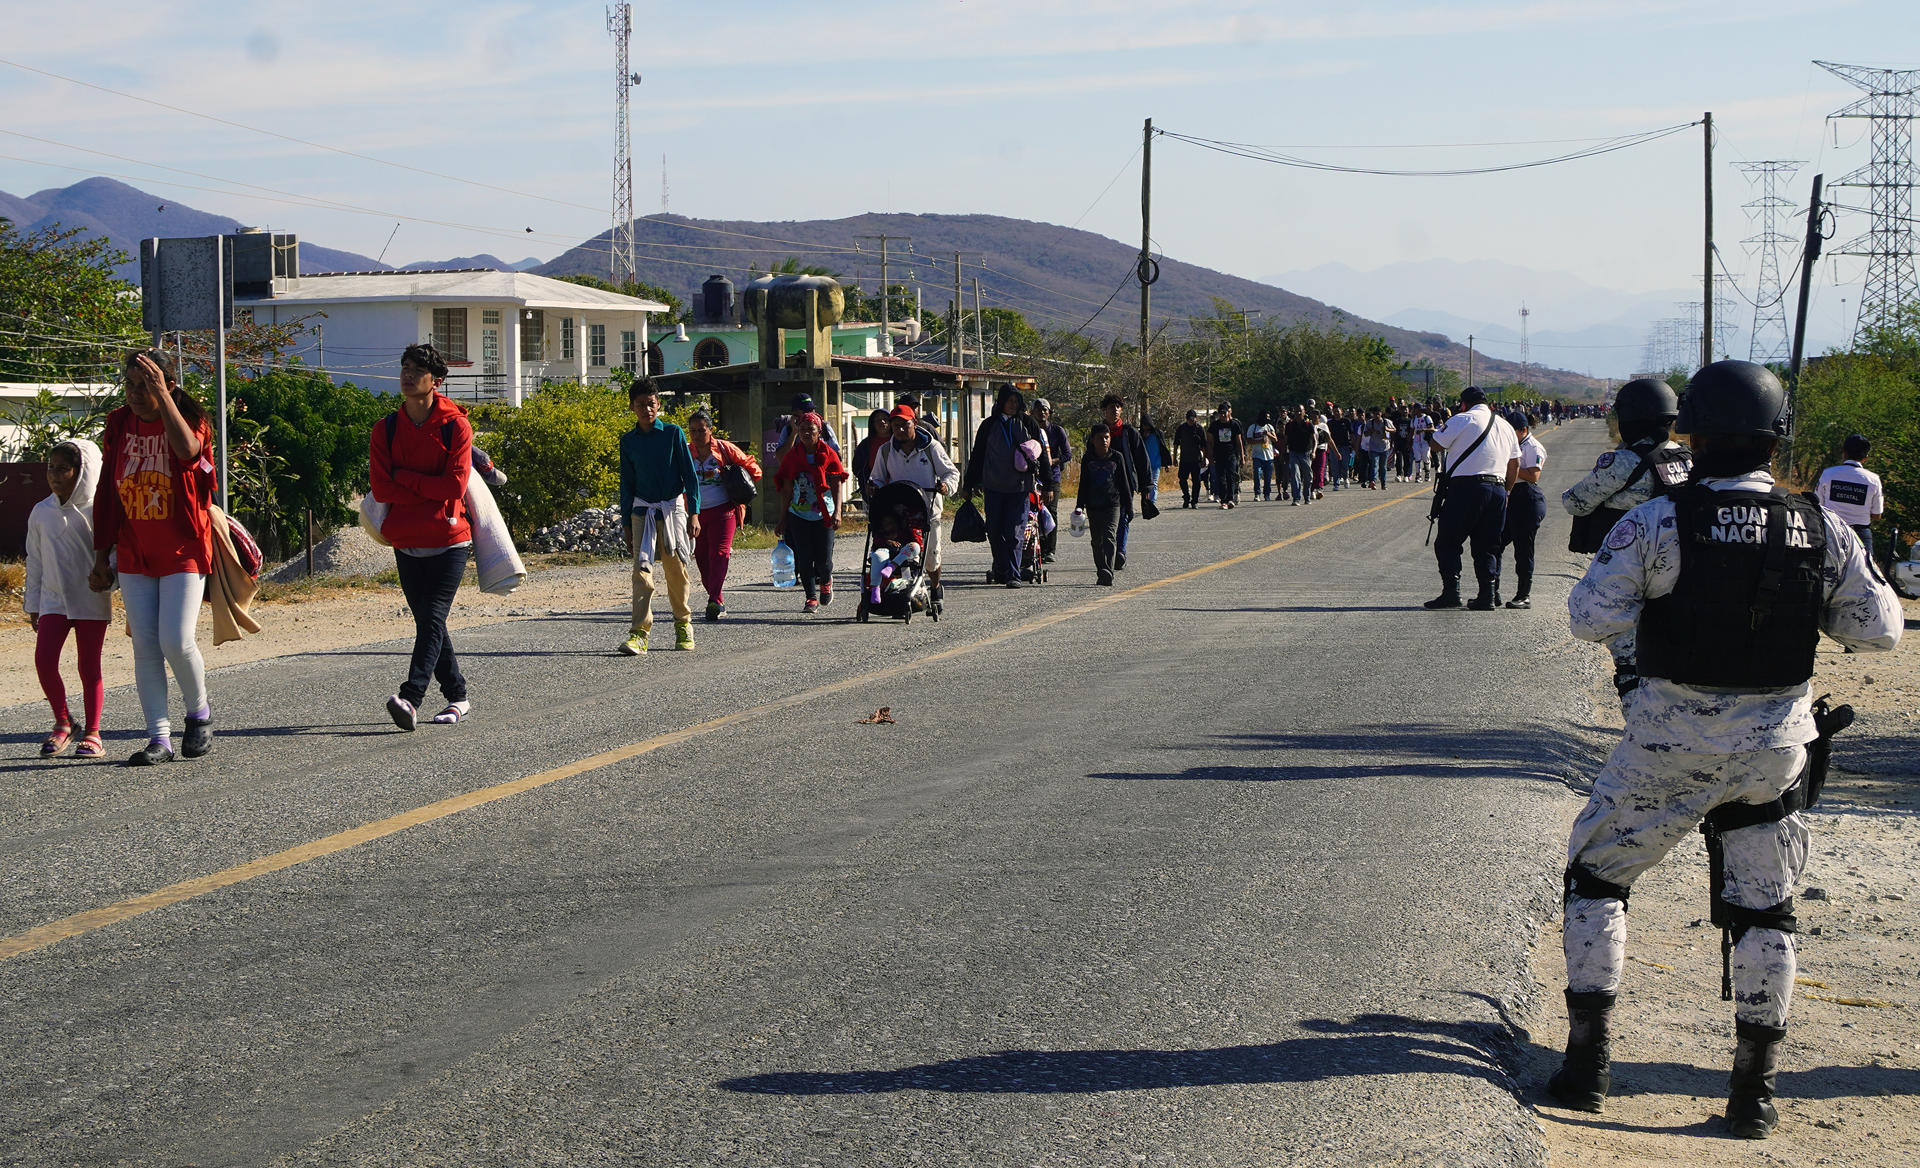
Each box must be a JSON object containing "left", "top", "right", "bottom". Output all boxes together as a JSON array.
[
  {"left": 1467, "top": 578, "right": 1501, "bottom": 610},
  {"left": 1546, "top": 989, "right": 1614, "bottom": 1112},
  {"left": 1423, "top": 576, "right": 1463, "bottom": 609},
  {"left": 1725, "top": 1020, "right": 1785, "bottom": 1139}
]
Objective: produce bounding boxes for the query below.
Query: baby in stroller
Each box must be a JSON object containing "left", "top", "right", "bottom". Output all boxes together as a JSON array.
[{"left": 861, "top": 482, "right": 937, "bottom": 621}]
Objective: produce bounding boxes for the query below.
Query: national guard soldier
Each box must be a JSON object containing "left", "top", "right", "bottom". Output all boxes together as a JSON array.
[
  {"left": 1561, "top": 377, "right": 1693, "bottom": 699},
  {"left": 1549, "top": 361, "right": 1903, "bottom": 1139},
  {"left": 1424, "top": 387, "right": 1521, "bottom": 610}
]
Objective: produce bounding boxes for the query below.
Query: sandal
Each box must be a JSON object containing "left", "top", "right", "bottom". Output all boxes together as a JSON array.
[
  {"left": 430, "top": 701, "right": 471, "bottom": 725},
  {"left": 74, "top": 733, "right": 105, "bottom": 759},
  {"left": 40, "top": 723, "right": 73, "bottom": 757}
]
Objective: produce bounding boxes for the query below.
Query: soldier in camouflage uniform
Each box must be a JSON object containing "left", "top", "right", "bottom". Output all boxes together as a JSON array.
[
  {"left": 1550, "top": 361, "right": 1903, "bottom": 1139},
  {"left": 1560, "top": 378, "right": 1693, "bottom": 703}
]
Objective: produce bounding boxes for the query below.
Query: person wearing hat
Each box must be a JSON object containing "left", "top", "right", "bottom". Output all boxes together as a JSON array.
[
  {"left": 1550, "top": 360, "right": 1903, "bottom": 1138},
  {"left": 1031, "top": 397, "right": 1071, "bottom": 563},
  {"left": 869, "top": 403, "right": 961, "bottom": 597},
  {"left": 963, "top": 384, "right": 1050, "bottom": 587},
  {"left": 1208, "top": 401, "right": 1247, "bottom": 509},
  {"left": 1815, "top": 434, "right": 1884, "bottom": 564},
  {"left": 1498, "top": 410, "right": 1547, "bottom": 608},
  {"left": 1424, "top": 386, "right": 1520, "bottom": 609},
  {"left": 1561, "top": 377, "right": 1693, "bottom": 699},
  {"left": 1173, "top": 408, "right": 1209, "bottom": 509}
]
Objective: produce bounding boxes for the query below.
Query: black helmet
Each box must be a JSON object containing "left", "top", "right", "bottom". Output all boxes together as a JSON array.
[
  {"left": 1676, "top": 361, "right": 1787, "bottom": 438},
  {"left": 1612, "top": 378, "right": 1679, "bottom": 425}
]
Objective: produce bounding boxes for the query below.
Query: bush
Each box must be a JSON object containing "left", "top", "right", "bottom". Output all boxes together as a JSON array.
[
  {"left": 221, "top": 369, "right": 390, "bottom": 555},
  {"left": 479, "top": 380, "right": 631, "bottom": 538},
  {"left": 1787, "top": 309, "right": 1920, "bottom": 542}
]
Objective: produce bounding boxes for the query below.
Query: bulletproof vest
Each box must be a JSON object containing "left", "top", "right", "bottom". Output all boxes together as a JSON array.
[
  {"left": 1637, "top": 485, "right": 1827, "bottom": 689},
  {"left": 1567, "top": 442, "right": 1693, "bottom": 554}
]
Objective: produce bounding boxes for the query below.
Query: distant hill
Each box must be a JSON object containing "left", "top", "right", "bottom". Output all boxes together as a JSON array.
[
  {"left": 398, "top": 253, "right": 546, "bottom": 272},
  {"left": 0, "top": 177, "right": 384, "bottom": 277},
  {"left": 536, "top": 213, "right": 1598, "bottom": 392}
]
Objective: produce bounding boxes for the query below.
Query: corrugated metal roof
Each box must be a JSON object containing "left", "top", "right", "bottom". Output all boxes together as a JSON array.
[{"left": 235, "top": 269, "right": 669, "bottom": 312}]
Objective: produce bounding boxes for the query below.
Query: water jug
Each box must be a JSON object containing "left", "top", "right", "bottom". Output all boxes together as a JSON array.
[
  {"left": 1069, "top": 508, "right": 1088, "bottom": 538},
  {"left": 770, "top": 540, "right": 799, "bottom": 588}
]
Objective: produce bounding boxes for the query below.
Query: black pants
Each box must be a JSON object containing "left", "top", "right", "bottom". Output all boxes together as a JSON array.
[
  {"left": 1039, "top": 492, "right": 1061, "bottom": 559},
  {"left": 786, "top": 514, "right": 834, "bottom": 599},
  {"left": 395, "top": 545, "right": 469, "bottom": 706},
  {"left": 1214, "top": 459, "right": 1241, "bottom": 504},
  {"left": 1502, "top": 482, "right": 1547, "bottom": 596},
  {"left": 1087, "top": 504, "right": 1121, "bottom": 581},
  {"left": 1179, "top": 460, "right": 1206, "bottom": 506},
  {"left": 1435, "top": 478, "right": 1509, "bottom": 592}
]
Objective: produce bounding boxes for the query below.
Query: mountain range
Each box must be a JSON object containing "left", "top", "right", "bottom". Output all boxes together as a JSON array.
[{"left": 5, "top": 177, "right": 1604, "bottom": 392}]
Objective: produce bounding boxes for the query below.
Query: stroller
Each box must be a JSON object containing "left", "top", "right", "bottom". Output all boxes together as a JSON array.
[
  {"left": 1019, "top": 489, "right": 1050, "bottom": 584},
  {"left": 857, "top": 481, "right": 940, "bottom": 624}
]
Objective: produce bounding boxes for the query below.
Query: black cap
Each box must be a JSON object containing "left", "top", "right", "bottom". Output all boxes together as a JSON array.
[{"left": 1460, "top": 386, "right": 1487, "bottom": 406}]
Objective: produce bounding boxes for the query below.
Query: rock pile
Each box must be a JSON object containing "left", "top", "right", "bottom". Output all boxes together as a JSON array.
[
  {"left": 529, "top": 507, "right": 627, "bottom": 555},
  {"left": 262, "top": 523, "right": 394, "bottom": 584}
]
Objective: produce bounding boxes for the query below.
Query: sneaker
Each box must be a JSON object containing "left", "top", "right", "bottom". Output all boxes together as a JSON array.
[
  {"left": 704, "top": 600, "right": 723, "bottom": 622},
  {"left": 618, "top": 629, "right": 647, "bottom": 655},
  {"left": 386, "top": 695, "right": 417, "bottom": 731},
  {"left": 181, "top": 716, "right": 213, "bottom": 759},
  {"left": 126, "top": 738, "right": 175, "bottom": 766},
  {"left": 1505, "top": 595, "right": 1532, "bottom": 610},
  {"left": 804, "top": 599, "right": 820, "bottom": 614},
  {"left": 674, "top": 622, "right": 696, "bottom": 651},
  {"left": 818, "top": 583, "right": 833, "bottom": 607}
]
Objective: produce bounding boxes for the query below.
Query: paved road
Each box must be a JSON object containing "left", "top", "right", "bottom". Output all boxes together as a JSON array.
[{"left": 0, "top": 421, "right": 1622, "bottom": 1167}]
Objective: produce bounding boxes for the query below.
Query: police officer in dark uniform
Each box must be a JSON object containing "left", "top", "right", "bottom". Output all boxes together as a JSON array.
[
  {"left": 1552, "top": 361, "right": 1902, "bottom": 1138},
  {"left": 1424, "top": 387, "right": 1521, "bottom": 610}
]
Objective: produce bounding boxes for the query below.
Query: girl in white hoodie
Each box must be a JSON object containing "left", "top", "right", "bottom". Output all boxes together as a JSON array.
[{"left": 25, "top": 438, "right": 111, "bottom": 758}]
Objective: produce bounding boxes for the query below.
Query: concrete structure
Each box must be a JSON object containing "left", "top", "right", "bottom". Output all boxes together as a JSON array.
[
  {"left": 238, "top": 267, "right": 669, "bottom": 405},
  {"left": 649, "top": 322, "right": 888, "bottom": 378}
]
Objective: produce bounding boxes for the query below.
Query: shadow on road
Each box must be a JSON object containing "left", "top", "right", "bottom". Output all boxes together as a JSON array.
[
  {"left": 719, "top": 1013, "right": 1514, "bottom": 1096},
  {"left": 1089, "top": 724, "right": 1608, "bottom": 787}
]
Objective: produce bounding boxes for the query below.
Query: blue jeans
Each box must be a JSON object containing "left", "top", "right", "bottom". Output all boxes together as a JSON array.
[
  {"left": 1369, "top": 450, "right": 1388, "bottom": 486},
  {"left": 1252, "top": 458, "right": 1275, "bottom": 499},
  {"left": 1330, "top": 450, "right": 1348, "bottom": 489},
  {"left": 1287, "top": 453, "right": 1313, "bottom": 502},
  {"left": 983, "top": 490, "right": 1030, "bottom": 582},
  {"left": 394, "top": 545, "right": 470, "bottom": 706}
]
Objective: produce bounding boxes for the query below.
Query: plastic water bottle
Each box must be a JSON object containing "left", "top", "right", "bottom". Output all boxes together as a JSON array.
[
  {"left": 770, "top": 540, "right": 798, "bottom": 588},
  {"left": 1069, "top": 508, "right": 1088, "bottom": 538}
]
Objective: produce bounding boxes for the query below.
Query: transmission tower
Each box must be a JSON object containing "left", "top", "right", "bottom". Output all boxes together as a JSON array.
[
  {"left": 1518, "top": 302, "right": 1531, "bottom": 382},
  {"left": 1735, "top": 161, "right": 1802, "bottom": 362},
  {"left": 661, "top": 154, "right": 669, "bottom": 215},
  {"left": 1817, "top": 60, "right": 1920, "bottom": 331},
  {"left": 607, "top": 4, "right": 637, "bottom": 286}
]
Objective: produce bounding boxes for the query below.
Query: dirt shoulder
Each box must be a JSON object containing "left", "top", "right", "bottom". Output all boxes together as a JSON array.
[{"left": 1525, "top": 597, "right": 1920, "bottom": 1167}]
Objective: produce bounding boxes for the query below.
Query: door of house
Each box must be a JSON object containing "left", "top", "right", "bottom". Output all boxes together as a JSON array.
[{"left": 480, "top": 309, "right": 502, "bottom": 392}]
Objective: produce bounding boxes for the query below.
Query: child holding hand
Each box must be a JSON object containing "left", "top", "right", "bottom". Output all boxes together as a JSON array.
[{"left": 26, "top": 438, "right": 111, "bottom": 758}]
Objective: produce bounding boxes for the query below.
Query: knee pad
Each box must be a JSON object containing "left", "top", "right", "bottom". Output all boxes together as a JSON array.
[{"left": 1565, "top": 863, "right": 1631, "bottom": 908}]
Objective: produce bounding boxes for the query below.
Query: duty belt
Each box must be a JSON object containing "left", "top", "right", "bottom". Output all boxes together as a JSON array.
[{"left": 1450, "top": 473, "right": 1502, "bottom": 483}]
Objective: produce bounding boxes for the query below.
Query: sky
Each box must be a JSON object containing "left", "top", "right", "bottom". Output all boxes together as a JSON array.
[{"left": 1, "top": 0, "right": 1915, "bottom": 370}]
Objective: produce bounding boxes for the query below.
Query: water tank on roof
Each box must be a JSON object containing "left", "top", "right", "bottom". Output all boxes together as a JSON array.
[{"left": 701, "top": 275, "right": 734, "bottom": 324}]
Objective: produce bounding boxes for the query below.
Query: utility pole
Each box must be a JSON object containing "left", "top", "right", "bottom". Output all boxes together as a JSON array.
[
  {"left": 1139, "top": 116, "right": 1155, "bottom": 416},
  {"left": 1467, "top": 334, "right": 1475, "bottom": 387},
  {"left": 856, "top": 233, "right": 910, "bottom": 354},
  {"left": 973, "top": 276, "right": 986, "bottom": 374},
  {"left": 951, "top": 253, "right": 963, "bottom": 368},
  {"left": 1787, "top": 173, "right": 1828, "bottom": 466},
  {"left": 1702, "top": 111, "right": 1714, "bottom": 370}
]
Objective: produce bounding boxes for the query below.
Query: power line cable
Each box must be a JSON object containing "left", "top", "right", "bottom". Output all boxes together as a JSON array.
[{"left": 1155, "top": 120, "right": 1700, "bottom": 177}]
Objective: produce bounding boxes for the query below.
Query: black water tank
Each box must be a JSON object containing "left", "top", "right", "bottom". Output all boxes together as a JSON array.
[{"left": 701, "top": 275, "right": 733, "bottom": 323}]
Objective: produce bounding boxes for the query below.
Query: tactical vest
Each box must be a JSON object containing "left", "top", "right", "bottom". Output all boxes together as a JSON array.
[
  {"left": 1567, "top": 442, "right": 1693, "bottom": 554},
  {"left": 1637, "top": 485, "right": 1827, "bottom": 689}
]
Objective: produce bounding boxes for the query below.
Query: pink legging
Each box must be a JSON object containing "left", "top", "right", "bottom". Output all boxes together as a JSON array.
[
  {"left": 694, "top": 505, "right": 742, "bottom": 604},
  {"left": 35, "top": 615, "right": 108, "bottom": 734}
]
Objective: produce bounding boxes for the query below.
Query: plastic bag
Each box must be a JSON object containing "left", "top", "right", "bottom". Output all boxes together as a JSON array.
[{"left": 950, "top": 499, "right": 988, "bottom": 543}]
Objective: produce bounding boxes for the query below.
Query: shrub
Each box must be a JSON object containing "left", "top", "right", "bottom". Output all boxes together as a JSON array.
[{"left": 479, "top": 380, "right": 631, "bottom": 538}]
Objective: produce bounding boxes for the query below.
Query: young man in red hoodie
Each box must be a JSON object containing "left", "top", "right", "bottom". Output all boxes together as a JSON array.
[{"left": 370, "top": 343, "right": 474, "bottom": 730}]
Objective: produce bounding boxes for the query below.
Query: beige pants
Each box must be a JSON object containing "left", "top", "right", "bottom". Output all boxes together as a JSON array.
[{"left": 631, "top": 513, "right": 693, "bottom": 631}]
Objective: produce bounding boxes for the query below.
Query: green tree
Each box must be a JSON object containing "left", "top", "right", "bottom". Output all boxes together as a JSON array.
[
  {"left": 477, "top": 379, "right": 630, "bottom": 538},
  {"left": 1787, "top": 304, "right": 1920, "bottom": 544},
  {"left": 219, "top": 368, "right": 390, "bottom": 553},
  {"left": 0, "top": 220, "right": 145, "bottom": 382}
]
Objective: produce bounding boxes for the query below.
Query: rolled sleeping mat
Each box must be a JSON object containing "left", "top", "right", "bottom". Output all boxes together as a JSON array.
[
  {"left": 358, "top": 495, "right": 392, "bottom": 547},
  {"left": 464, "top": 475, "right": 526, "bottom": 595}
]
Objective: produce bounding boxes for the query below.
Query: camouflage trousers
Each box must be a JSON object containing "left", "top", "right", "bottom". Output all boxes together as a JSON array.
[{"left": 1564, "top": 740, "right": 1809, "bottom": 1028}]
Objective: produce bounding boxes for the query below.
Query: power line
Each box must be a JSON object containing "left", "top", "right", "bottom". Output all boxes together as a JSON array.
[{"left": 1155, "top": 120, "right": 1701, "bottom": 177}]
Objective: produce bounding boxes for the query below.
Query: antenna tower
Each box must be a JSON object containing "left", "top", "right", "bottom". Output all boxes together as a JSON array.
[
  {"left": 661, "top": 153, "right": 669, "bottom": 215},
  {"left": 607, "top": 4, "right": 637, "bottom": 286},
  {"left": 1518, "top": 302, "right": 1531, "bottom": 382},
  {"left": 1735, "top": 161, "right": 1802, "bottom": 362},
  {"left": 1816, "top": 60, "right": 1920, "bottom": 332}
]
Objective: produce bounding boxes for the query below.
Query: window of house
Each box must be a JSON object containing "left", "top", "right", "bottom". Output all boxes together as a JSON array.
[
  {"left": 620, "top": 330, "right": 638, "bottom": 373},
  {"left": 519, "top": 309, "right": 544, "bottom": 361},
  {"left": 432, "top": 307, "right": 468, "bottom": 361},
  {"left": 646, "top": 343, "right": 664, "bottom": 376},
  {"left": 560, "top": 316, "right": 575, "bottom": 361},
  {"left": 589, "top": 323, "right": 607, "bottom": 367},
  {"left": 481, "top": 308, "right": 501, "bottom": 325},
  {"left": 692, "top": 338, "right": 730, "bottom": 369}
]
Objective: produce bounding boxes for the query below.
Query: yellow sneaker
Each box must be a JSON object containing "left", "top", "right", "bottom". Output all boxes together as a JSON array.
[
  {"left": 674, "top": 621, "right": 696, "bottom": 651},
  {"left": 618, "top": 629, "right": 647, "bottom": 655}
]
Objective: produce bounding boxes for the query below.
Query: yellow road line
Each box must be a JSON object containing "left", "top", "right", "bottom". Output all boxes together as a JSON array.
[{"left": 0, "top": 488, "right": 1425, "bottom": 965}]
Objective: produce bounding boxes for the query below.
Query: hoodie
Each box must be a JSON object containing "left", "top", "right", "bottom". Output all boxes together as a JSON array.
[
  {"left": 370, "top": 392, "right": 474, "bottom": 549},
  {"left": 26, "top": 438, "right": 113, "bottom": 622}
]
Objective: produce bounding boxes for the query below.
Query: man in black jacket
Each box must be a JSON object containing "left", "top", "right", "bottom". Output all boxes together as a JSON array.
[
  {"left": 1173, "top": 409, "right": 1209, "bottom": 508},
  {"left": 1100, "top": 393, "right": 1154, "bottom": 569}
]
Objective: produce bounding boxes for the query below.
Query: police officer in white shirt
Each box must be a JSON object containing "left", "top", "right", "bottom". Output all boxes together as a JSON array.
[
  {"left": 1500, "top": 410, "right": 1548, "bottom": 608},
  {"left": 1424, "top": 387, "right": 1521, "bottom": 610},
  {"left": 1551, "top": 362, "right": 1902, "bottom": 1138},
  {"left": 1815, "top": 434, "right": 1884, "bottom": 562}
]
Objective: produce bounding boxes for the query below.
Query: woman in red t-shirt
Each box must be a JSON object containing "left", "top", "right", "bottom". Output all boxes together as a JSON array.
[{"left": 90, "top": 350, "right": 217, "bottom": 766}]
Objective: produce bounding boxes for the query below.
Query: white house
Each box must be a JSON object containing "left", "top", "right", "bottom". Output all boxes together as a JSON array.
[{"left": 237, "top": 268, "right": 670, "bottom": 405}]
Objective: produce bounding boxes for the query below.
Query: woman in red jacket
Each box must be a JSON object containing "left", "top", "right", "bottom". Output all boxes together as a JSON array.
[
  {"left": 89, "top": 350, "right": 217, "bottom": 766},
  {"left": 369, "top": 343, "right": 474, "bottom": 731}
]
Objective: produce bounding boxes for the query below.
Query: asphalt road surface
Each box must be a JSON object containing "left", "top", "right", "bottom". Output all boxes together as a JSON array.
[{"left": 0, "top": 420, "right": 1624, "bottom": 1167}]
